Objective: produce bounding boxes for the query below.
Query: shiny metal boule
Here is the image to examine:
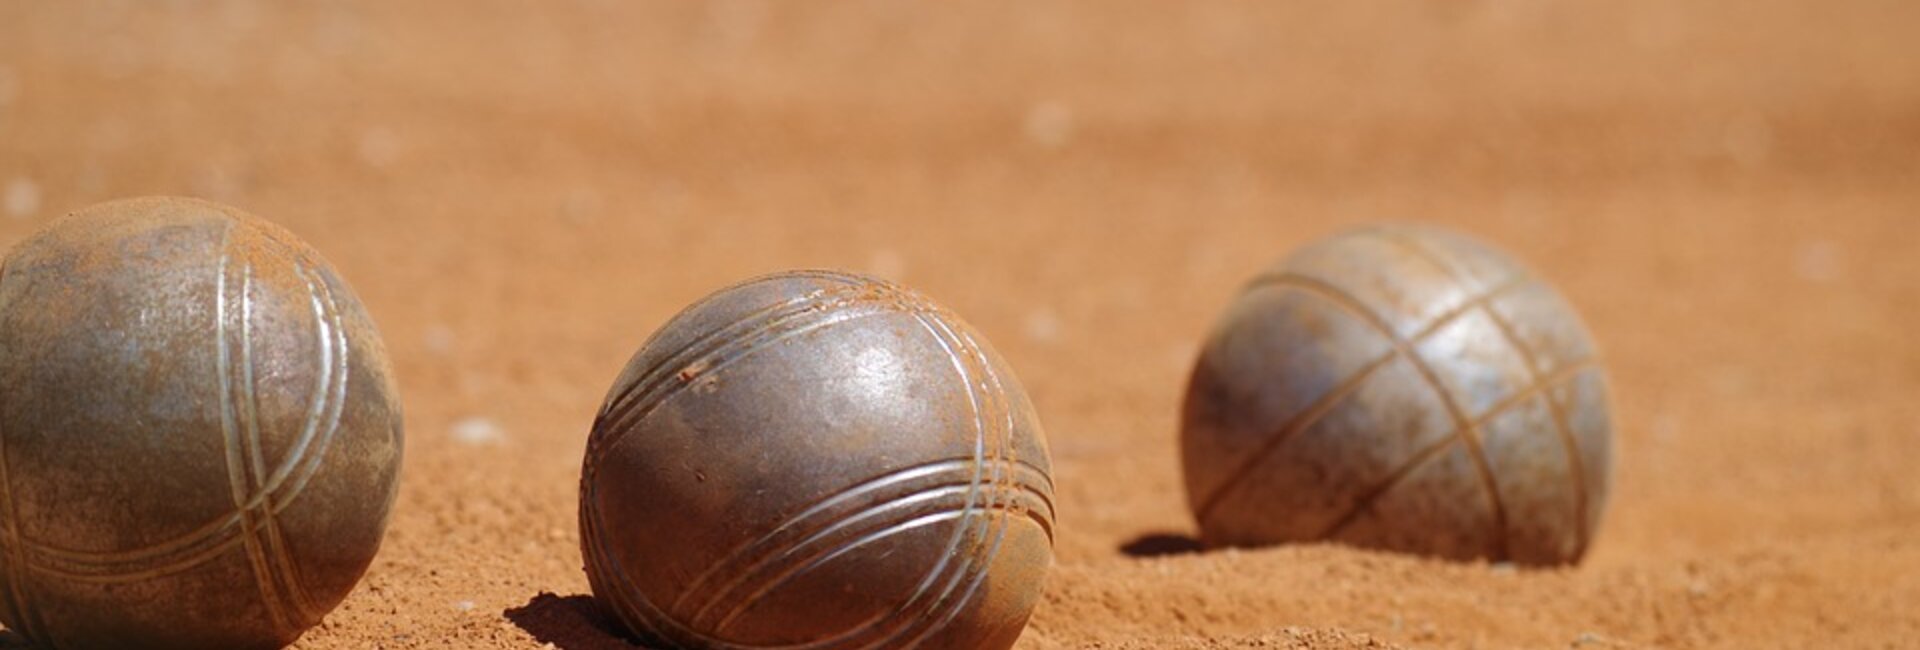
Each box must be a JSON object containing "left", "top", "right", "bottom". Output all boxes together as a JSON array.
[
  {"left": 580, "top": 270, "right": 1055, "bottom": 649},
  {"left": 1182, "top": 224, "right": 1612, "bottom": 565},
  {"left": 0, "top": 197, "right": 405, "bottom": 648}
]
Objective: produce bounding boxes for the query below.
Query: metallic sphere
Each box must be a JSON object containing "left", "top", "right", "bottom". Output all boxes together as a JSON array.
[
  {"left": 0, "top": 197, "right": 405, "bottom": 649},
  {"left": 1181, "top": 225, "right": 1612, "bottom": 565},
  {"left": 581, "top": 270, "right": 1055, "bottom": 650}
]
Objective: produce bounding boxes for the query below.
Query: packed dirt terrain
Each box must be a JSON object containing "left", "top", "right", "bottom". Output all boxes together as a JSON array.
[{"left": 2, "top": 2, "right": 1918, "bottom": 648}]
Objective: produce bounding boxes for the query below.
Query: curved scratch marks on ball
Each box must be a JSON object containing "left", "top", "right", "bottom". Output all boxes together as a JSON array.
[{"left": 1253, "top": 272, "right": 1516, "bottom": 561}]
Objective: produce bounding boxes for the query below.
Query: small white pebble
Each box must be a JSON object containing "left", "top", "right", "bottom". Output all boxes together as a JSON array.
[
  {"left": 1166, "top": 343, "right": 1198, "bottom": 374},
  {"left": 1794, "top": 240, "right": 1843, "bottom": 283},
  {"left": 560, "top": 188, "right": 602, "bottom": 224},
  {"left": 422, "top": 324, "right": 456, "bottom": 355},
  {"left": 4, "top": 177, "right": 39, "bottom": 218},
  {"left": 357, "top": 127, "right": 401, "bottom": 169},
  {"left": 454, "top": 599, "right": 476, "bottom": 612},
  {"left": 1022, "top": 309, "right": 1061, "bottom": 344},
  {"left": 451, "top": 417, "right": 505, "bottom": 446},
  {"left": 1650, "top": 414, "right": 1678, "bottom": 443},
  {"left": 1024, "top": 101, "right": 1074, "bottom": 149}
]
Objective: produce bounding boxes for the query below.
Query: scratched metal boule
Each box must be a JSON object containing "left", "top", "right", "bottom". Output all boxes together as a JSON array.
[
  {"left": 580, "top": 270, "right": 1055, "bottom": 649},
  {"left": 1181, "top": 224, "right": 1612, "bottom": 566},
  {"left": 0, "top": 197, "right": 405, "bottom": 649}
]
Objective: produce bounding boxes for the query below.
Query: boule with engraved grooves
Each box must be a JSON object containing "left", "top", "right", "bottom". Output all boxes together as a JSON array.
[
  {"left": 0, "top": 197, "right": 404, "bottom": 649},
  {"left": 1181, "top": 224, "right": 1612, "bottom": 566},
  {"left": 580, "top": 270, "right": 1055, "bottom": 649}
]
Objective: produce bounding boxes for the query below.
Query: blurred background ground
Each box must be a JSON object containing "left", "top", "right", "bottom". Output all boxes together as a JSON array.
[{"left": 2, "top": 1, "right": 1918, "bottom": 648}]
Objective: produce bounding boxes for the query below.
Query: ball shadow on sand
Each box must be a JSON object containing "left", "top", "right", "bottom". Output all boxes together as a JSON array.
[
  {"left": 1118, "top": 531, "right": 1207, "bottom": 557},
  {"left": 504, "top": 592, "right": 651, "bottom": 650}
]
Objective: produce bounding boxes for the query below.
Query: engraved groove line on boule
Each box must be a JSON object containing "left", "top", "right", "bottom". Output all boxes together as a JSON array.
[
  {"left": 876, "top": 306, "right": 1005, "bottom": 650},
  {"left": 831, "top": 309, "right": 1012, "bottom": 650},
  {"left": 1319, "top": 359, "right": 1601, "bottom": 539},
  {"left": 594, "top": 285, "right": 839, "bottom": 428},
  {"left": 15, "top": 260, "right": 351, "bottom": 588},
  {"left": 1367, "top": 227, "right": 1504, "bottom": 296},
  {"left": 866, "top": 309, "right": 1026, "bottom": 650},
  {"left": 1193, "top": 351, "right": 1397, "bottom": 526},
  {"left": 595, "top": 273, "right": 906, "bottom": 452},
  {"left": 665, "top": 270, "right": 870, "bottom": 338},
  {"left": 1251, "top": 272, "right": 1517, "bottom": 560},
  {"left": 1200, "top": 274, "right": 1531, "bottom": 526},
  {"left": 271, "top": 265, "right": 355, "bottom": 529},
  {"left": 1363, "top": 230, "right": 1538, "bottom": 557},
  {"left": 239, "top": 260, "right": 318, "bottom": 626},
  {"left": 247, "top": 263, "right": 351, "bottom": 624},
  {"left": 0, "top": 241, "right": 351, "bottom": 648},
  {"left": 1376, "top": 228, "right": 1599, "bottom": 555},
  {"left": 582, "top": 280, "right": 1020, "bottom": 649},
  {"left": 593, "top": 282, "right": 902, "bottom": 463},
  {"left": 858, "top": 310, "right": 1025, "bottom": 650},
  {"left": 698, "top": 479, "right": 1047, "bottom": 642},
  {"left": 596, "top": 296, "right": 906, "bottom": 475},
  {"left": 1408, "top": 277, "right": 1531, "bottom": 342},
  {"left": 594, "top": 270, "right": 871, "bottom": 428},
  {"left": 582, "top": 282, "right": 1046, "bottom": 649},
  {"left": 705, "top": 297, "right": 1012, "bottom": 645},
  {"left": 671, "top": 458, "right": 1052, "bottom": 626},
  {"left": 238, "top": 260, "right": 312, "bottom": 626},
  {"left": 592, "top": 271, "right": 868, "bottom": 418},
  {"left": 589, "top": 280, "right": 904, "bottom": 502},
  {"left": 1241, "top": 255, "right": 1530, "bottom": 343},
  {"left": 1480, "top": 303, "right": 1596, "bottom": 552},
  {"left": 683, "top": 464, "right": 1050, "bottom": 630},
  {"left": 217, "top": 243, "right": 295, "bottom": 634},
  {"left": 594, "top": 289, "right": 820, "bottom": 425},
  {"left": 899, "top": 319, "right": 1026, "bottom": 649}
]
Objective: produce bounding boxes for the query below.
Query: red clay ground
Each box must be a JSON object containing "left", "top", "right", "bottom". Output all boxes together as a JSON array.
[{"left": 3, "top": 2, "right": 1918, "bottom": 648}]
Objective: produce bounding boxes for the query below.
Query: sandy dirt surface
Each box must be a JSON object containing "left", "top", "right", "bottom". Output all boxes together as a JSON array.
[{"left": 3, "top": 2, "right": 1918, "bottom": 648}]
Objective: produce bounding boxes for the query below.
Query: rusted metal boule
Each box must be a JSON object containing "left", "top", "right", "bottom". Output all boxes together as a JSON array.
[
  {"left": 580, "top": 270, "right": 1055, "bottom": 650},
  {"left": 1181, "top": 224, "right": 1612, "bottom": 565},
  {"left": 0, "top": 197, "right": 405, "bottom": 649}
]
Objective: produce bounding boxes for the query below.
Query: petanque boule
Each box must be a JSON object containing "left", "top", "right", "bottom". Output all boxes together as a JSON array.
[
  {"left": 1182, "top": 224, "right": 1613, "bottom": 566},
  {"left": 580, "top": 270, "right": 1055, "bottom": 649},
  {"left": 0, "top": 197, "right": 405, "bottom": 649}
]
